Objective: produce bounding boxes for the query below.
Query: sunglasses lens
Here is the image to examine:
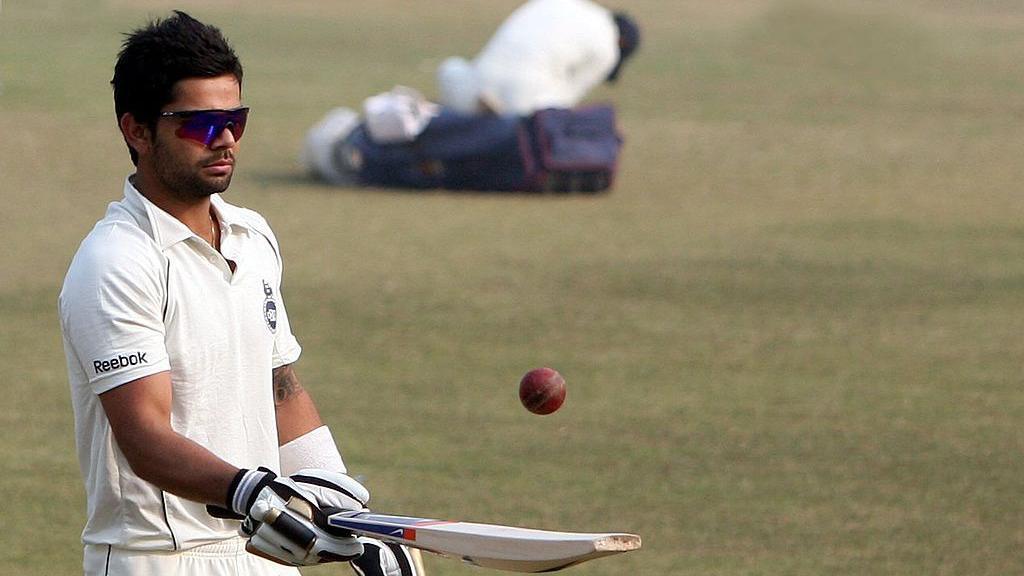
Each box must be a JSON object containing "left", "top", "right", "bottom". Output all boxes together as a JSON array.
[
  {"left": 175, "top": 108, "right": 249, "bottom": 146},
  {"left": 225, "top": 109, "right": 248, "bottom": 141}
]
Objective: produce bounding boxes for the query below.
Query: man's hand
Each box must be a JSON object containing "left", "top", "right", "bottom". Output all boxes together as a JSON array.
[
  {"left": 242, "top": 494, "right": 363, "bottom": 566},
  {"left": 208, "top": 467, "right": 370, "bottom": 565}
]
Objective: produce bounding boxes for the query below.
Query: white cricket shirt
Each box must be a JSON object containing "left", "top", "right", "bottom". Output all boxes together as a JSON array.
[
  {"left": 439, "top": 0, "right": 618, "bottom": 115},
  {"left": 59, "top": 177, "right": 302, "bottom": 551}
]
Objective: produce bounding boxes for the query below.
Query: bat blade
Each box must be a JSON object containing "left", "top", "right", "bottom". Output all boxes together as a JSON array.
[{"left": 327, "top": 511, "right": 641, "bottom": 573}]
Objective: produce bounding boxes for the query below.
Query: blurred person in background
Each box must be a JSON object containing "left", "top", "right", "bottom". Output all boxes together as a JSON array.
[{"left": 436, "top": 0, "right": 640, "bottom": 115}]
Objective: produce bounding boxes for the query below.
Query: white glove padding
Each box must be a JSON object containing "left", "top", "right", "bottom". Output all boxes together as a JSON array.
[
  {"left": 289, "top": 468, "right": 370, "bottom": 512},
  {"left": 351, "top": 537, "right": 421, "bottom": 576},
  {"left": 244, "top": 497, "right": 364, "bottom": 566}
]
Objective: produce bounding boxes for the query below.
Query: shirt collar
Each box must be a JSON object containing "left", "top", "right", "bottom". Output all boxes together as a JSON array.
[
  {"left": 121, "top": 176, "right": 254, "bottom": 251},
  {"left": 209, "top": 192, "right": 249, "bottom": 237}
]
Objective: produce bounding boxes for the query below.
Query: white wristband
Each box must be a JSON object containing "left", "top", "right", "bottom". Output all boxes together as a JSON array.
[{"left": 279, "top": 425, "right": 347, "bottom": 475}]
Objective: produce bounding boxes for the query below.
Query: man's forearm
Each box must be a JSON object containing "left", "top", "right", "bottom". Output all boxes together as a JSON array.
[
  {"left": 273, "top": 364, "right": 324, "bottom": 445},
  {"left": 121, "top": 428, "right": 239, "bottom": 506},
  {"left": 100, "top": 373, "right": 240, "bottom": 507}
]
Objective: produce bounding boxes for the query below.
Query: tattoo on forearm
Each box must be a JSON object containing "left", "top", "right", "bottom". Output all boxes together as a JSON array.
[{"left": 273, "top": 365, "right": 304, "bottom": 405}]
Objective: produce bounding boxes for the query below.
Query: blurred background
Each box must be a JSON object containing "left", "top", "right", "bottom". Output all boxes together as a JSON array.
[{"left": 3, "top": 1, "right": 1024, "bottom": 574}]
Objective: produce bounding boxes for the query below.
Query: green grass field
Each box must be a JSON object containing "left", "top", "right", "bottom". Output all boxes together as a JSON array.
[{"left": 3, "top": 1, "right": 1024, "bottom": 574}]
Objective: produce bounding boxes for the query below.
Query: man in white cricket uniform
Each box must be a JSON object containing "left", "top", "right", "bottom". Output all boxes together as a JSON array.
[
  {"left": 60, "top": 11, "right": 418, "bottom": 576},
  {"left": 436, "top": 0, "right": 641, "bottom": 116}
]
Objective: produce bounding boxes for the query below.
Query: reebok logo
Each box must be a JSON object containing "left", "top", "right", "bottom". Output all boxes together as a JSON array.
[{"left": 93, "top": 352, "right": 148, "bottom": 374}]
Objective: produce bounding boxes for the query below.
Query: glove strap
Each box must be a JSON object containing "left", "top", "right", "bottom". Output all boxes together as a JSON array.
[
  {"left": 206, "top": 467, "right": 290, "bottom": 521},
  {"left": 231, "top": 467, "right": 278, "bottom": 516}
]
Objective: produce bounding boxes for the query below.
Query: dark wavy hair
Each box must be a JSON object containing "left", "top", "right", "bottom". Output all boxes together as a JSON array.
[
  {"left": 111, "top": 11, "right": 243, "bottom": 164},
  {"left": 608, "top": 11, "right": 640, "bottom": 83}
]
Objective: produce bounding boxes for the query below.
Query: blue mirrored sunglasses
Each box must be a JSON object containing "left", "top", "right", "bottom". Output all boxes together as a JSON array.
[{"left": 159, "top": 107, "right": 249, "bottom": 147}]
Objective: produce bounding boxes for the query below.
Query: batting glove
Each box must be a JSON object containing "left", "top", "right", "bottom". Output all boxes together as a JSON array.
[
  {"left": 208, "top": 467, "right": 369, "bottom": 565},
  {"left": 352, "top": 537, "right": 421, "bottom": 576},
  {"left": 243, "top": 493, "right": 363, "bottom": 565}
]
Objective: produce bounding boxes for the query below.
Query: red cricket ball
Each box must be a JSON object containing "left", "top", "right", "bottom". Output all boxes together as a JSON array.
[{"left": 519, "top": 367, "right": 566, "bottom": 415}]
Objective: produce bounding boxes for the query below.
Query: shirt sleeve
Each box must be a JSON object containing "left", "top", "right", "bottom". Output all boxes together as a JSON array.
[
  {"left": 59, "top": 223, "right": 171, "bottom": 394},
  {"left": 271, "top": 285, "right": 302, "bottom": 368}
]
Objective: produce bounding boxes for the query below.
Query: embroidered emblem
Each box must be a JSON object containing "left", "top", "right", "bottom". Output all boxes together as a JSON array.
[{"left": 263, "top": 280, "right": 278, "bottom": 333}]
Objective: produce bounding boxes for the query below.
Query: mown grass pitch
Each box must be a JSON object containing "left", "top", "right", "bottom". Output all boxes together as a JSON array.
[{"left": 3, "top": 1, "right": 1024, "bottom": 574}]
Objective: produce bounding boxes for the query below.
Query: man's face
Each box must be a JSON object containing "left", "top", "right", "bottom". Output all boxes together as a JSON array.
[{"left": 149, "top": 74, "right": 243, "bottom": 199}]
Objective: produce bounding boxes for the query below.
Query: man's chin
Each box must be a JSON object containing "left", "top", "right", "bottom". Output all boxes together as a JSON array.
[{"left": 196, "top": 173, "right": 233, "bottom": 196}]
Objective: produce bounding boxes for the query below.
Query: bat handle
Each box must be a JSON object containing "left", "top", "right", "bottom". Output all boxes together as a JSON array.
[
  {"left": 265, "top": 507, "right": 317, "bottom": 552},
  {"left": 315, "top": 506, "right": 367, "bottom": 538}
]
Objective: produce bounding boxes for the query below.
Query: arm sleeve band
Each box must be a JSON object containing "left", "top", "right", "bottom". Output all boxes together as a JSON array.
[{"left": 279, "top": 425, "right": 347, "bottom": 475}]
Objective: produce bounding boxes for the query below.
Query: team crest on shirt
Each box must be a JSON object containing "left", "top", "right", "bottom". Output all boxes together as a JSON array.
[{"left": 262, "top": 280, "right": 278, "bottom": 333}]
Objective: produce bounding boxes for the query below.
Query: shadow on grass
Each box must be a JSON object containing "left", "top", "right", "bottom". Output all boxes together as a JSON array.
[{"left": 247, "top": 169, "right": 612, "bottom": 199}]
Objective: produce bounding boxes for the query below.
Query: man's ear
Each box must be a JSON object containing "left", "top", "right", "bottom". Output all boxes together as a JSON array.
[{"left": 119, "top": 112, "right": 153, "bottom": 157}]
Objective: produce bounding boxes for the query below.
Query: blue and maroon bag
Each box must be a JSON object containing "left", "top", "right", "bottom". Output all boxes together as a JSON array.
[
  {"left": 520, "top": 105, "right": 622, "bottom": 193},
  {"left": 344, "top": 105, "right": 623, "bottom": 193}
]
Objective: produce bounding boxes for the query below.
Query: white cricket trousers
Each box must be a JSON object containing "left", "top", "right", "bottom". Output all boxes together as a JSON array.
[{"left": 83, "top": 537, "right": 301, "bottom": 576}]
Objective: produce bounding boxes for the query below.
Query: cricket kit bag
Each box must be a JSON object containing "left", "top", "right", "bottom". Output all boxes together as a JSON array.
[{"left": 340, "top": 105, "right": 623, "bottom": 192}]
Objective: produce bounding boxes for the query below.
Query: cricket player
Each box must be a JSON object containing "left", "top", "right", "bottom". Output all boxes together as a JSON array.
[
  {"left": 59, "top": 11, "right": 417, "bottom": 576},
  {"left": 436, "top": 0, "right": 641, "bottom": 115}
]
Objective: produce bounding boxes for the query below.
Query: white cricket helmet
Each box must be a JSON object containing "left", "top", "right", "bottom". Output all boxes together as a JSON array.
[{"left": 301, "top": 106, "right": 360, "bottom": 185}]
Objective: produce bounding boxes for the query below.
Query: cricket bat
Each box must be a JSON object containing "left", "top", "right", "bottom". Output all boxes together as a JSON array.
[{"left": 326, "top": 510, "right": 641, "bottom": 573}]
